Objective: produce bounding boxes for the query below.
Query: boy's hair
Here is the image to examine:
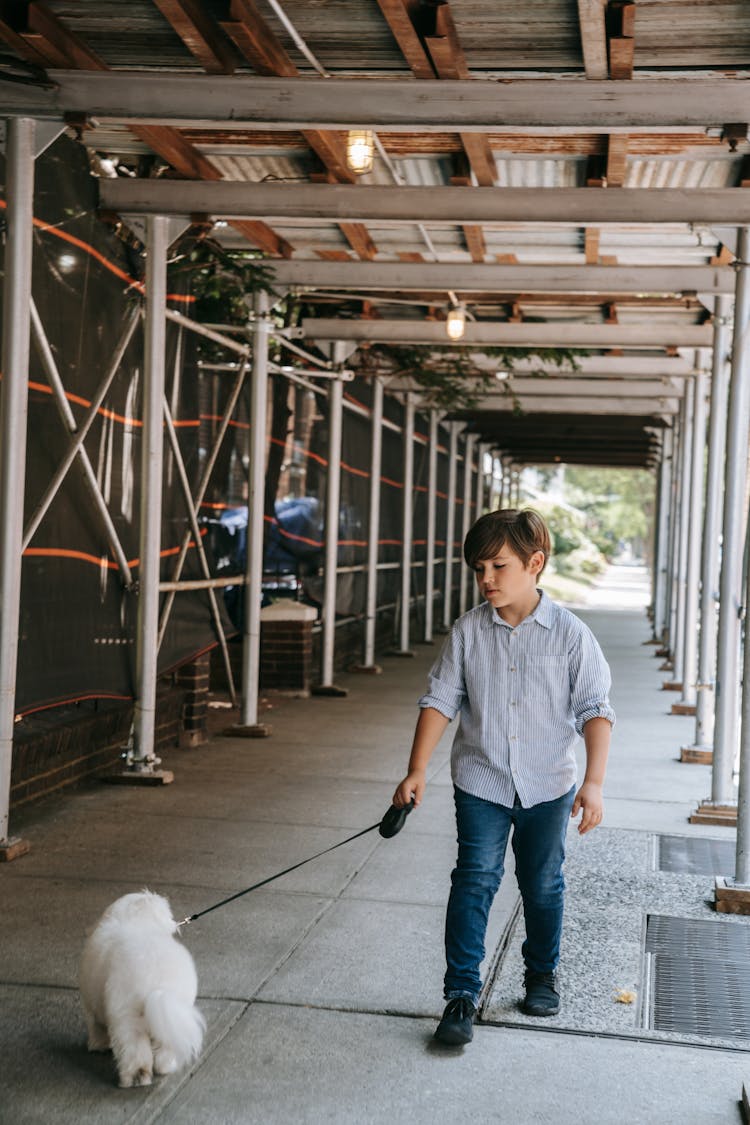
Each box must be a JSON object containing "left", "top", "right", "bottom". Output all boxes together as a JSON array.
[{"left": 463, "top": 508, "right": 551, "bottom": 574}]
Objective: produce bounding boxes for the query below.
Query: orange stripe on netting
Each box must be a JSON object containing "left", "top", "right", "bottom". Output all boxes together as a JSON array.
[
  {"left": 380, "top": 476, "right": 404, "bottom": 489},
  {"left": 341, "top": 461, "right": 369, "bottom": 479},
  {"left": 269, "top": 437, "right": 369, "bottom": 480},
  {"left": 28, "top": 377, "right": 144, "bottom": 427},
  {"left": 201, "top": 414, "right": 250, "bottom": 430},
  {"left": 0, "top": 199, "right": 194, "bottom": 304},
  {"left": 17, "top": 691, "right": 134, "bottom": 719},
  {"left": 27, "top": 383, "right": 239, "bottom": 432},
  {"left": 23, "top": 529, "right": 207, "bottom": 570},
  {"left": 264, "top": 514, "right": 323, "bottom": 548}
]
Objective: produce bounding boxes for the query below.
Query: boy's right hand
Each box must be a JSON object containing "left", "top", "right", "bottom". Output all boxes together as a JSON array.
[{"left": 393, "top": 769, "right": 426, "bottom": 808}]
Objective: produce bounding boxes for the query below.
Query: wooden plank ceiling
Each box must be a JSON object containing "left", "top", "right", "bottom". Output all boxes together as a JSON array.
[{"left": 0, "top": 0, "right": 747, "bottom": 467}]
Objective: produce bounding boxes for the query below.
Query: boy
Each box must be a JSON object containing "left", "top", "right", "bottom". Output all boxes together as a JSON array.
[{"left": 392, "top": 508, "right": 614, "bottom": 1046}]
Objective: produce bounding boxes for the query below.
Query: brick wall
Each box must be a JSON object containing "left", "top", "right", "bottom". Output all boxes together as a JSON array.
[{"left": 10, "top": 685, "right": 185, "bottom": 809}]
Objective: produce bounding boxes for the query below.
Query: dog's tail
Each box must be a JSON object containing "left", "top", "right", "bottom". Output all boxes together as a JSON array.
[{"left": 144, "top": 989, "right": 205, "bottom": 1069}]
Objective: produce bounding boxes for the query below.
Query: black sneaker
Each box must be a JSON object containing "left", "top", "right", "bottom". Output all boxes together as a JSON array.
[
  {"left": 522, "top": 970, "right": 560, "bottom": 1017},
  {"left": 434, "top": 997, "right": 476, "bottom": 1045}
]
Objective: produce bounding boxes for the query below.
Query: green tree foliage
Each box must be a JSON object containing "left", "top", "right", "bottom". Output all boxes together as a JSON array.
[{"left": 558, "top": 467, "right": 655, "bottom": 559}]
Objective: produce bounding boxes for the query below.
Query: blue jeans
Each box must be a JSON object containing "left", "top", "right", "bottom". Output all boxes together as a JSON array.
[{"left": 444, "top": 784, "right": 576, "bottom": 1004}]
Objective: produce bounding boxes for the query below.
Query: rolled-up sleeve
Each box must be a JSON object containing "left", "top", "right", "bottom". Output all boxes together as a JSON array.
[
  {"left": 569, "top": 625, "right": 616, "bottom": 735},
  {"left": 418, "top": 625, "right": 467, "bottom": 721}
]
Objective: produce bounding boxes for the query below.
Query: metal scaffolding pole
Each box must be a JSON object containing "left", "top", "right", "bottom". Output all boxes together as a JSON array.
[
  {"left": 664, "top": 413, "right": 682, "bottom": 659},
  {"left": 676, "top": 369, "right": 708, "bottom": 710},
  {"left": 362, "top": 376, "right": 383, "bottom": 668},
  {"left": 128, "top": 215, "right": 172, "bottom": 778},
  {"left": 670, "top": 383, "right": 695, "bottom": 689},
  {"left": 474, "top": 441, "right": 488, "bottom": 605},
  {"left": 424, "top": 409, "right": 438, "bottom": 643},
  {"left": 441, "top": 423, "right": 459, "bottom": 631},
  {"left": 459, "top": 433, "right": 476, "bottom": 617},
  {"left": 24, "top": 302, "right": 140, "bottom": 574},
  {"left": 0, "top": 118, "right": 35, "bottom": 858},
  {"left": 692, "top": 301, "right": 732, "bottom": 751},
  {"left": 665, "top": 413, "right": 684, "bottom": 665},
  {"left": 652, "top": 428, "right": 674, "bottom": 643},
  {"left": 236, "top": 292, "right": 273, "bottom": 730},
  {"left": 315, "top": 343, "right": 347, "bottom": 695},
  {"left": 736, "top": 542, "right": 750, "bottom": 881},
  {"left": 397, "top": 393, "right": 416, "bottom": 655},
  {"left": 706, "top": 228, "right": 750, "bottom": 811}
]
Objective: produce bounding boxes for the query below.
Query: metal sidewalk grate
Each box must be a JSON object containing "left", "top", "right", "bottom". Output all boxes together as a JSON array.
[
  {"left": 646, "top": 915, "right": 750, "bottom": 1039},
  {"left": 657, "top": 835, "right": 736, "bottom": 876}
]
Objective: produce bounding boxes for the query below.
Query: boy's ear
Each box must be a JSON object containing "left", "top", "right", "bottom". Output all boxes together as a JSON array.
[{"left": 528, "top": 550, "right": 545, "bottom": 575}]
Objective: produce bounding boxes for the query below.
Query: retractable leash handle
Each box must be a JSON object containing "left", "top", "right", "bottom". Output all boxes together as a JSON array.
[
  {"left": 378, "top": 798, "right": 415, "bottom": 838},
  {"left": 178, "top": 798, "right": 416, "bottom": 927}
]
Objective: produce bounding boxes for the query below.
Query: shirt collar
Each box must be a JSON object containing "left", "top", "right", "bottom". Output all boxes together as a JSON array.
[{"left": 486, "top": 588, "right": 555, "bottom": 630}]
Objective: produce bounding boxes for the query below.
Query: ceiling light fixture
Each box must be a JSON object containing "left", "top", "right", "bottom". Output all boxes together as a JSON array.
[
  {"left": 495, "top": 369, "right": 510, "bottom": 381},
  {"left": 445, "top": 304, "right": 466, "bottom": 341},
  {"left": 346, "top": 130, "right": 374, "bottom": 175}
]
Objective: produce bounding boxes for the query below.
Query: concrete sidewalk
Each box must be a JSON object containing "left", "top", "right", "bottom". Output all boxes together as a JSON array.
[{"left": 2, "top": 566, "right": 748, "bottom": 1125}]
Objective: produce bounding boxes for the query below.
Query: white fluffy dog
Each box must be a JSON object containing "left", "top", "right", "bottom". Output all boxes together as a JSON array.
[{"left": 79, "top": 890, "right": 205, "bottom": 1088}]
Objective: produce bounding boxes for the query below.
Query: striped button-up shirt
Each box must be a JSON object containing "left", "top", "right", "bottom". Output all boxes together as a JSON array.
[{"left": 419, "top": 590, "right": 615, "bottom": 808}]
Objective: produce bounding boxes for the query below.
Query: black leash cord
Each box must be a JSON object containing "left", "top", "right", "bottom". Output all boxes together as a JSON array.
[{"left": 178, "top": 820, "right": 381, "bottom": 928}]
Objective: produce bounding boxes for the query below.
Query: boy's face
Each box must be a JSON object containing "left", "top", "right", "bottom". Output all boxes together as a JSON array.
[{"left": 473, "top": 545, "right": 544, "bottom": 615}]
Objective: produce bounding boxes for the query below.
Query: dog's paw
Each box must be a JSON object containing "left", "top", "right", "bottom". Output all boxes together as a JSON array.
[
  {"left": 119, "top": 1067, "right": 153, "bottom": 1088},
  {"left": 154, "top": 1048, "right": 178, "bottom": 1075}
]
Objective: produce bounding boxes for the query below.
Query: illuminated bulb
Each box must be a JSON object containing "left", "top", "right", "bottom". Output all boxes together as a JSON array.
[
  {"left": 346, "top": 130, "right": 374, "bottom": 175},
  {"left": 445, "top": 304, "right": 466, "bottom": 341},
  {"left": 495, "top": 369, "right": 510, "bottom": 381}
]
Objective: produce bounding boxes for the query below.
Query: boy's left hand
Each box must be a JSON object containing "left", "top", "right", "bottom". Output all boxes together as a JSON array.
[{"left": 571, "top": 782, "right": 603, "bottom": 835}]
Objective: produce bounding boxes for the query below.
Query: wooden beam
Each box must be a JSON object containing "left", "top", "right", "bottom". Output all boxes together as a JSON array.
[
  {"left": 606, "top": 134, "right": 629, "bottom": 186},
  {"left": 223, "top": 0, "right": 374, "bottom": 264},
  {"left": 152, "top": 0, "right": 236, "bottom": 74},
  {"left": 338, "top": 223, "right": 377, "bottom": 261},
  {"left": 584, "top": 227, "right": 601, "bottom": 264},
  {"left": 464, "top": 378, "right": 685, "bottom": 398},
  {"left": 470, "top": 396, "right": 680, "bottom": 415},
  {"left": 300, "top": 318, "right": 713, "bottom": 348},
  {"left": 577, "top": 0, "right": 608, "bottom": 79},
  {"left": 26, "top": 1, "right": 107, "bottom": 69},
  {"left": 129, "top": 124, "right": 222, "bottom": 179},
  {"left": 451, "top": 156, "right": 487, "bottom": 262},
  {"left": 463, "top": 224, "right": 486, "bottom": 263},
  {"left": 0, "top": 16, "right": 51, "bottom": 67},
  {"left": 304, "top": 130, "right": 356, "bottom": 184},
  {"left": 608, "top": 1, "right": 635, "bottom": 80},
  {"left": 423, "top": 4, "right": 497, "bottom": 187},
  {"left": 101, "top": 180, "right": 750, "bottom": 226},
  {"left": 22, "top": 1, "right": 290, "bottom": 256},
  {"left": 460, "top": 132, "right": 497, "bottom": 187},
  {"left": 15, "top": 74, "right": 750, "bottom": 131},
  {"left": 609, "top": 36, "right": 635, "bottom": 80},
  {"left": 375, "top": 0, "right": 435, "bottom": 79},
  {"left": 220, "top": 0, "right": 296, "bottom": 76}
]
